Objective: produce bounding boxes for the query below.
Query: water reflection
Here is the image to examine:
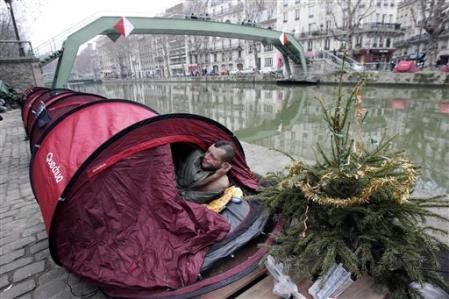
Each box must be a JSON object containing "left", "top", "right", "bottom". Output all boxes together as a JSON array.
[{"left": 74, "top": 82, "right": 449, "bottom": 190}]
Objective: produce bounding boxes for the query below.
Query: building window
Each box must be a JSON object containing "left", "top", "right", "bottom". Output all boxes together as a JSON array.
[
  {"left": 264, "top": 57, "right": 273, "bottom": 66},
  {"left": 238, "top": 50, "right": 242, "bottom": 58},
  {"left": 326, "top": 3, "right": 332, "bottom": 14},
  {"left": 283, "top": 0, "right": 288, "bottom": 6},
  {"left": 295, "top": 9, "right": 300, "bottom": 20},
  {"left": 386, "top": 38, "right": 391, "bottom": 47},
  {"left": 324, "top": 38, "right": 330, "bottom": 50},
  {"left": 214, "top": 53, "right": 217, "bottom": 62},
  {"left": 265, "top": 44, "right": 273, "bottom": 51},
  {"left": 356, "top": 36, "right": 362, "bottom": 48},
  {"left": 283, "top": 12, "right": 288, "bottom": 23},
  {"left": 307, "top": 40, "right": 312, "bottom": 51}
]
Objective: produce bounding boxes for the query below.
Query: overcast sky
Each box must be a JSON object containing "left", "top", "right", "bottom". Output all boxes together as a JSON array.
[{"left": 6, "top": 0, "right": 183, "bottom": 48}]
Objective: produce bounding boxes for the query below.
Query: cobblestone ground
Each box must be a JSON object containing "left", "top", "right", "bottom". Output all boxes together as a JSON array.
[{"left": 0, "top": 110, "right": 105, "bottom": 299}]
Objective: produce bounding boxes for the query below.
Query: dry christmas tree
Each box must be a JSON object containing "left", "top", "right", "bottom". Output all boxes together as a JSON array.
[{"left": 259, "top": 75, "right": 449, "bottom": 298}]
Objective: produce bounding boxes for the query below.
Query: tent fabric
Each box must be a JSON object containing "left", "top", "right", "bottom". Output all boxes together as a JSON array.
[
  {"left": 22, "top": 88, "right": 50, "bottom": 129},
  {"left": 28, "top": 93, "right": 106, "bottom": 150},
  {"left": 24, "top": 89, "right": 74, "bottom": 134},
  {"left": 31, "top": 100, "right": 157, "bottom": 232}
]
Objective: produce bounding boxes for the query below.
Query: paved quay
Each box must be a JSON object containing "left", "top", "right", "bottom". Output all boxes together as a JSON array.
[
  {"left": 0, "top": 109, "right": 291, "bottom": 299},
  {"left": 0, "top": 109, "right": 105, "bottom": 299}
]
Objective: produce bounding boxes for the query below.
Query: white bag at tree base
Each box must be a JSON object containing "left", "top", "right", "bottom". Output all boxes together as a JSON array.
[
  {"left": 265, "top": 255, "right": 306, "bottom": 299},
  {"left": 410, "top": 282, "right": 449, "bottom": 299},
  {"left": 308, "top": 263, "right": 354, "bottom": 299}
]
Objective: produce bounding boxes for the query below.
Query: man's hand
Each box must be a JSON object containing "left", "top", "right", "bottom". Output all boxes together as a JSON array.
[
  {"left": 192, "top": 162, "right": 231, "bottom": 190},
  {"left": 215, "top": 162, "right": 231, "bottom": 176}
]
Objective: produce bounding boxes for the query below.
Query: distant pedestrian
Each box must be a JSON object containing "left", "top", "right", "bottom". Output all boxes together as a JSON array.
[{"left": 390, "top": 59, "right": 396, "bottom": 71}]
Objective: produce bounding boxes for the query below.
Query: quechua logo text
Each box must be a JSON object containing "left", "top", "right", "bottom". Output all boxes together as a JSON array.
[{"left": 46, "top": 153, "right": 63, "bottom": 183}]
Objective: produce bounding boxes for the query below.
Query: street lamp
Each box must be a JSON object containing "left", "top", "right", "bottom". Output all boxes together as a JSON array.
[{"left": 4, "top": 0, "right": 25, "bottom": 56}]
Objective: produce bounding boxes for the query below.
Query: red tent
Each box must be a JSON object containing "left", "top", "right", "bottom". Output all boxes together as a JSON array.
[{"left": 21, "top": 88, "right": 277, "bottom": 298}]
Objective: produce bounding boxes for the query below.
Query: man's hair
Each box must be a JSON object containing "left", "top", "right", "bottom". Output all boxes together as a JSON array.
[{"left": 213, "top": 140, "right": 235, "bottom": 163}]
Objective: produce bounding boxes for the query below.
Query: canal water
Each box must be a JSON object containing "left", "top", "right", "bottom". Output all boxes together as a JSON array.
[{"left": 72, "top": 82, "right": 449, "bottom": 192}]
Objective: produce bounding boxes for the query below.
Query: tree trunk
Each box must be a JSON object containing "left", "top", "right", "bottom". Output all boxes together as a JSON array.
[
  {"left": 253, "top": 41, "right": 259, "bottom": 70},
  {"left": 426, "top": 34, "right": 439, "bottom": 69}
]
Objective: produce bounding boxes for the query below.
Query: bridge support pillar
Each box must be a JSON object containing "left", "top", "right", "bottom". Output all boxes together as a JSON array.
[{"left": 282, "top": 53, "right": 292, "bottom": 79}]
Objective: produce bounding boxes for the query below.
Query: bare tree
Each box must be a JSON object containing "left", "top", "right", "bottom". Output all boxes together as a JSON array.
[
  {"left": 158, "top": 35, "right": 172, "bottom": 78},
  {"left": 330, "top": 0, "right": 375, "bottom": 55},
  {"left": 95, "top": 36, "right": 134, "bottom": 78},
  {"left": 244, "top": 0, "right": 266, "bottom": 70},
  {"left": 410, "top": 0, "right": 449, "bottom": 68},
  {"left": 184, "top": 0, "right": 210, "bottom": 75},
  {"left": 0, "top": 6, "right": 16, "bottom": 56},
  {"left": 187, "top": 35, "right": 210, "bottom": 75}
]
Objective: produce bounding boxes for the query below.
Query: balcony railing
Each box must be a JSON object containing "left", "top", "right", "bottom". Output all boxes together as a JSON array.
[
  {"left": 297, "top": 30, "right": 329, "bottom": 38},
  {"left": 361, "top": 22, "right": 401, "bottom": 31}
]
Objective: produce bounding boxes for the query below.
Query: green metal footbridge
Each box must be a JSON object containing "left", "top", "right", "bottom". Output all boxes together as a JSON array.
[{"left": 46, "top": 16, "right": 308, "bottom": 88}]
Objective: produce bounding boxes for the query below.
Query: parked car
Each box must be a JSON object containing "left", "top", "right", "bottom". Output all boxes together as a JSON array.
[
  {"left": 441, "top": 63, "right": 449, "bottom": 73},
  {"left": 393, "top": 60, "right": 419, "bottom": 73},
  {"left": 230, "top": 69, "right": 241, "bottom": 75},
  {"left": 240, "top": 68, "right": 256, "bottom": 75},
  {"left": 259, "top": 67, "right": 276, "bottom": 74},
  {"left": 207, "top": 70, "right": 219, "bottom": 76}
]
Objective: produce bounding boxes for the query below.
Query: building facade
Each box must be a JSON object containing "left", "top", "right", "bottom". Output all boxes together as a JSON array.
[
  {"left": 395, "top": 0, "right": 449, "bottom": 65},
  {"left": 86, "top": 0, "right": 449, "bottom": 78},
  {"left": 276, "top": 0, "right": 402, "bottom": 64}
]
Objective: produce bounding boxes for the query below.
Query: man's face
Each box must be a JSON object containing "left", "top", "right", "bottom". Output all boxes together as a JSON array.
[{"left": 202, "top": 145, "right": 226, "bottom": 171}]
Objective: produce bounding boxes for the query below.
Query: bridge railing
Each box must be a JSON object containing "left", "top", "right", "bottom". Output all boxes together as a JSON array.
[
  {"left": 34, "top": 12, "right": 105, "bottom": 58},
  {"left": 34, "top": 11, "right": 176, "bottom": 58},
  {"left": 0, "top": 40, "right": 35, "bottom": 59},
  {"left": 317, "top": 50, "right": 364, "bottom": 72}
]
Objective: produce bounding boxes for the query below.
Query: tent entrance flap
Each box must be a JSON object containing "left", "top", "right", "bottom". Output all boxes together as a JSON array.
[{"left": 87, "top": 135, "right": 206, "bottom": 178}]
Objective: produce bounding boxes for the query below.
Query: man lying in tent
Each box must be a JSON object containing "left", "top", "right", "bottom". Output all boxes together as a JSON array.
[{"left": 176, "top": 140, "right": 242, "bottom": 208}]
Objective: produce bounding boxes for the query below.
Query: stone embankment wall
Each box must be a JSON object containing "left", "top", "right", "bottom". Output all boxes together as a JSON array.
[
  {"left": 318, "top": 70, "right": 449, "bottom": 86},
  {"left": 0, "top": 58, "right": 43, "bottom": 91},
  {"left": 102, "top": 70, "right": 448, "bottom": 86}
]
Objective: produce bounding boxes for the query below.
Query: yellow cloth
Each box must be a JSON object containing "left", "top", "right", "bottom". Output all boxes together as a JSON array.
[{"left": 207, "top": 186, "right": 243, "bottom": 213}]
